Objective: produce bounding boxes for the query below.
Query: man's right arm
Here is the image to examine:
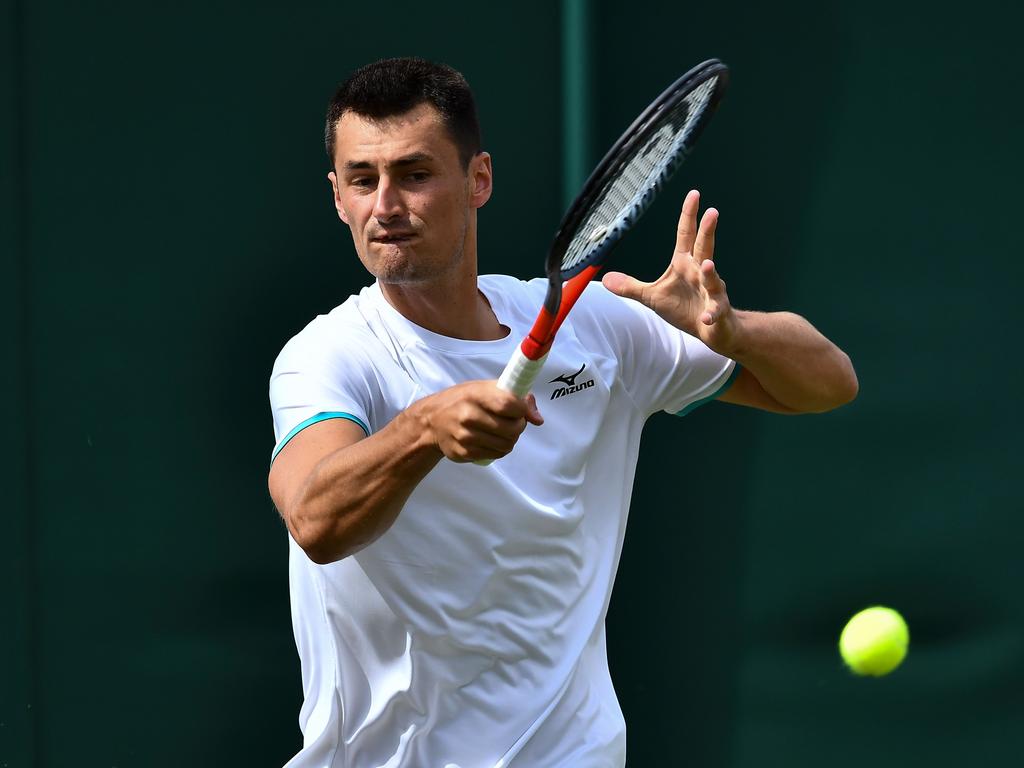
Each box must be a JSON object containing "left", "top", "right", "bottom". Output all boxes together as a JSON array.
[{"left": 268, "top": 380, "right": 543, "bottom": 565}]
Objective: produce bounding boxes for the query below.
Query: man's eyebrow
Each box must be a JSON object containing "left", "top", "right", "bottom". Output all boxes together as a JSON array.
[{"left": 343, "top": 153, "right": 435, "bottom": 171}]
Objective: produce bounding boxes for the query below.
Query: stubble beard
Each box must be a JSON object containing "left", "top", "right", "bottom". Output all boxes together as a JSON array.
[{"left": 362, "top": 210, "right": 470, "bottom": 286}]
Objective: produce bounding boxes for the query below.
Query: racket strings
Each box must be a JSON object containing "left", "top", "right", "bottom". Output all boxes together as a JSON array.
[{"left": 560, "top": 76, "right": 719, "bottom": 275}]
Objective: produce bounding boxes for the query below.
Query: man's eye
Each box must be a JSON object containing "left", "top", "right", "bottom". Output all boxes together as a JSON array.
[
  {"left": 408, "top": 171, "right": 430, "bottom": 183},
  {"left": 351, "top": 177, "right": 375, "bottom": 188}
]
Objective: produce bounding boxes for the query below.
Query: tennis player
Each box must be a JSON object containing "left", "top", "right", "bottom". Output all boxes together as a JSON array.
[{"left": 268, "top": 57, "right": 857, "bottom": 767}]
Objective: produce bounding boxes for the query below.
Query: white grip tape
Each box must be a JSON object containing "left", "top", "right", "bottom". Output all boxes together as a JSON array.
[
  {"left": 475, "top": 348, "right": 547, "bottom": 466},
  {"left": 496, "top": 347, "right": 547, "bottom": 397}
]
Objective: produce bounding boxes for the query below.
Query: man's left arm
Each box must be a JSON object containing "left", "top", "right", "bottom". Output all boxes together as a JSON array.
[
  {"left": 602, "top": 189, "right": 858, "bottom": 415},
  {"left": 710, "top": 309, "right": 857, "bottom": 414}
]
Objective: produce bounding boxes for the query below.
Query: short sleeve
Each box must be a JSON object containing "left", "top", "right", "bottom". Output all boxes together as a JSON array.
[
  {"left": 569, "top": 282, "right": 737, "bottom": 417},
  {"left": 268, "top": 324, "right": 379, "bottom": 463}
]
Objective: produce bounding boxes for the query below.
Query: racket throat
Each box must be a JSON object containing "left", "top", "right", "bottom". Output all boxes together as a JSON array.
[
  {"left": 521, "top": 281, "right": 560, "bottom": 360},
  {"left": 521, "top": 334, "right": 552, "bottom": 361},
  {"left": 522, "top": 264, "right": 603, "bottom": 361}
]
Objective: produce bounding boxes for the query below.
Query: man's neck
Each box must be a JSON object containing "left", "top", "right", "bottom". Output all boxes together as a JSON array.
[{"left": 379, "top": 272, "right": 506, "bottom": 341}]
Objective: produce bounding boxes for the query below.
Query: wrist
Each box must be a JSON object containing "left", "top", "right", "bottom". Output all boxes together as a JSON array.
[
  {"left": 399, "top": 395, "right": 446, "bottom": 461},
  {"left": 711, "top": 308, "right": 751, "bottom": 360}
]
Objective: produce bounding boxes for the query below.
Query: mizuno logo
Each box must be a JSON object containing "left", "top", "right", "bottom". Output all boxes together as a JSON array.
[
  {"left": 549, "top": 364, "right": 595, "bottom": 400},
  {"left": 550, "top": 364, "right": 586, "bottom": 387}
]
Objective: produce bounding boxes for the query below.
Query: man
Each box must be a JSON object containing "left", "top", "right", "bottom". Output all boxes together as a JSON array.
[{"left": 268, "top": 58, "right": 856, "bottom": 767}]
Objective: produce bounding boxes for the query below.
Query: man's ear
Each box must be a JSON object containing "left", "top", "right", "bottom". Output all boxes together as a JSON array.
[
  {"left": 468, "top": 152, "right": 493, "bottom": 209},
  {"left": 328, "top": 171, "right": 349, "bottom": 224}
]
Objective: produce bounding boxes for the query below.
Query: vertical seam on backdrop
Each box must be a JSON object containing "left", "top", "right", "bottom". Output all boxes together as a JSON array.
[
  {"left": 13, "top": 0, "right": 38, "bottom": 761},
  {"left": 561, "top": 0, "right": 592, "bottom": 208}
]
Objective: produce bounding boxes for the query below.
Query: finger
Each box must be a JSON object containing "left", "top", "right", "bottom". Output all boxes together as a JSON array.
[
  {"left": 602, "top": 271, "right": 652, "bottom": 305},
  {"left": 693, "top": 207, "right": 718, "bottom": 264},
  {"left": 524, "top": 393, "right": 544, "bottom": 426},
  {"left": 446, "top": 421, "right": 520, "bottom": 458},
  {"left": 447, "top": 433, "right": 515, "bottom": 463},
  {"left": 471, "top": 429, "right": 520, "bottom": 454},
  {"left": 465, "top": 408, "right": 527, "bottom": 438},
  {"left": 700, "top": 258, "right": 726, "bottom": 295},
  {"left": 483, "top": 388, "right": 535, "bottom": 419},
  {"left": 674, "top": 189, "right": 701, "bottom": 255}
]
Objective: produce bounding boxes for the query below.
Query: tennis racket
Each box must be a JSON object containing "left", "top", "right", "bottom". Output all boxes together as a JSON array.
[{"left": 479, "top": 59, "right": 728, "bottom": 463}]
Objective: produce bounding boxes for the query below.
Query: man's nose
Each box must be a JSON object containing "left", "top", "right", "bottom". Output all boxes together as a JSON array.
[{"left": 372, "top": 177, "right": 404, "bottom": 222}]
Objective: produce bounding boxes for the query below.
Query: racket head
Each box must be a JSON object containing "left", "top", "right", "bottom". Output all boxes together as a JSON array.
[{"left": 546, "top": 59, "right": 729, "bottom": 291}]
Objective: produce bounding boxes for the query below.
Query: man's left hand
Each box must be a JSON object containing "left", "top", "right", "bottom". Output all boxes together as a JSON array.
[{"left": 602, "top": 188, "right": 738, "bottom": 356}]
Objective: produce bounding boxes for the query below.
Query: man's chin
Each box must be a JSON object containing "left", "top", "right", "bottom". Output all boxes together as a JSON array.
[
  {"left": 357, "top": 242, "right": 463, "bottom": 285},
  {"left": 367, "top": 256, "right": 433, "bottom": 285}
]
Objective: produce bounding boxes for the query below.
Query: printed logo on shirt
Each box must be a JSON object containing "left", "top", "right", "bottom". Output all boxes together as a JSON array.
[{"left": 549, "top": 364, "right": 595, "bottom": 400}]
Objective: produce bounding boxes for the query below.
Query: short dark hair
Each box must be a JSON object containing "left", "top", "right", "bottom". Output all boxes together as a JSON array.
[{"left": 325, "top": 57, "right": 482, "bottom": 169}]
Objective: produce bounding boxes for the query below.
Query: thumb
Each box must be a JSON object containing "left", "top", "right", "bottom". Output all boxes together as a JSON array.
[
  {"left": 602, "top": 271, "right": 650, "bottom": 304},
  {"left": 524, "top": 393, "right": 544, "bottom": 426}
]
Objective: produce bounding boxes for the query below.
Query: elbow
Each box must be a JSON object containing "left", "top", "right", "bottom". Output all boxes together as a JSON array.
[
  {"left": 843, "top": 372, "right": 860, "bottom": 406},
  {"left": 286, "top": 506, "right": 350, "bottom": 565},
  {"left": 797, "top": 356, "right": 858, "bottom": 414},
  {"left": 823, "top": 355, "right": 859, "bottom": 411},
  {"left": 286, "top": 500, "right": 380, "bottom": 565},
  {"left": 269, "top": 460, "right": 381, "bottom": 566},
  {"left": 297, "top": 537, "right": 346, "bottom": 566},
  {"left": 837, "top": 354, "right": 859, "bottom": 407}
]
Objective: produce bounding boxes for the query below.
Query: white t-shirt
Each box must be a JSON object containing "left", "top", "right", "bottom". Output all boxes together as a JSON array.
[{"left": 269, "top": 275, "right": 736, "bottom": 768}]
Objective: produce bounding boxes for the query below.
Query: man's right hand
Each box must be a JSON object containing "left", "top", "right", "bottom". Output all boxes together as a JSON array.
[{"left": 410, "top": 380, "right": 544, "bottom": 463}]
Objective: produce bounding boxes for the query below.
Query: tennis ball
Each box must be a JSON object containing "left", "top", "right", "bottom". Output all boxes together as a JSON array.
[{"left": 839, "top": 606, "right": 909, "bottom": 676}]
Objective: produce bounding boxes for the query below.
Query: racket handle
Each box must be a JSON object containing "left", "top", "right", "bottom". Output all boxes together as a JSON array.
[
  {"left": 496, "top": 346, "right": 547, "bottom": 397},
  {"left": 475, "top": 346, "right": 547, "bottom": 466}
]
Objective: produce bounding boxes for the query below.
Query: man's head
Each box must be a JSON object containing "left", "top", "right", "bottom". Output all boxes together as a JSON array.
[
  {"left": 326, "top": 59, "right": 492, "bottom": 286},
  {"left": 325, "top": 58, "right": 481, "bottom": 171}
]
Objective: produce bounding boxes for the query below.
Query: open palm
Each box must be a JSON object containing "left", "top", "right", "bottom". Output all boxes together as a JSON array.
[{"left": 602, "top": 189, "right": 738, "bottom": 354}]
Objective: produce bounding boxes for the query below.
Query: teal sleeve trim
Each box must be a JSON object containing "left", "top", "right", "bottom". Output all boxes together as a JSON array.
[
  {"left": 270, "top": 411, "right": 370, "bottom": 464},
  {"left": 673, "top": 363, "right": 742, "bottom": 418}
]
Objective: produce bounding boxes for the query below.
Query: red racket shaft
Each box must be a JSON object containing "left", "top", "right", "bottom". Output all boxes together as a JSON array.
[
  {"left": 475, "top": 267, "right": 600, "bottom": 466},
  {"left": 498, "top": 265, "right": 601, "bottom": 397},
  {"left": 519, "top": 266, "right": 600, "bottom": 361}
]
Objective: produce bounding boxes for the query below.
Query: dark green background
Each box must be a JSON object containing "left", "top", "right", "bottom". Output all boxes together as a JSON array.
[{"left": 4, "top": 1, "right": 1021, "bottom": 765}]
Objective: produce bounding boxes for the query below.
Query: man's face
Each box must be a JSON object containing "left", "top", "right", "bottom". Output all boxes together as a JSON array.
[{"left": 328, "top": 103, "right": 491, "bottom": 284}]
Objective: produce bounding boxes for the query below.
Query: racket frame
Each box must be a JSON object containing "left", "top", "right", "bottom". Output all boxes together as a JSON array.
[{"left": 519, "top": 58, "right": 729, "bottom": 364}]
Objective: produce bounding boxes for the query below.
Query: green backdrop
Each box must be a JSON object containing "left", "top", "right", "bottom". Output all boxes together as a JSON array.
[{"left": 4, "top": 1, "right": 1021, "bottom": 766}]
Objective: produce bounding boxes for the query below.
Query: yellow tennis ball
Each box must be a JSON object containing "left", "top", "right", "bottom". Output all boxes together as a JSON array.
[{"left": 839, "top": 606, "right": 909, "bottom": 676}]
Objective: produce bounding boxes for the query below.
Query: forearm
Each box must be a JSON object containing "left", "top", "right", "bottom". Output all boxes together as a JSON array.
[
  {"left": 722, "top": 309, "right": 858, "bottom": 413},
  {"left": 287, "top": 406, "right": 443, "bottom": 564}
]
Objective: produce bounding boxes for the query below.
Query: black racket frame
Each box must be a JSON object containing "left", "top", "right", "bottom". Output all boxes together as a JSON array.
[{"left": 541, "top": 58, "right": 730, "bottom": 315}]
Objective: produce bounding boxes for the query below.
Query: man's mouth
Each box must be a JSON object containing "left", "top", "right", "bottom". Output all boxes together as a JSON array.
[{"left": 371, "top": 232, "right": 417, "bottom": 245}]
